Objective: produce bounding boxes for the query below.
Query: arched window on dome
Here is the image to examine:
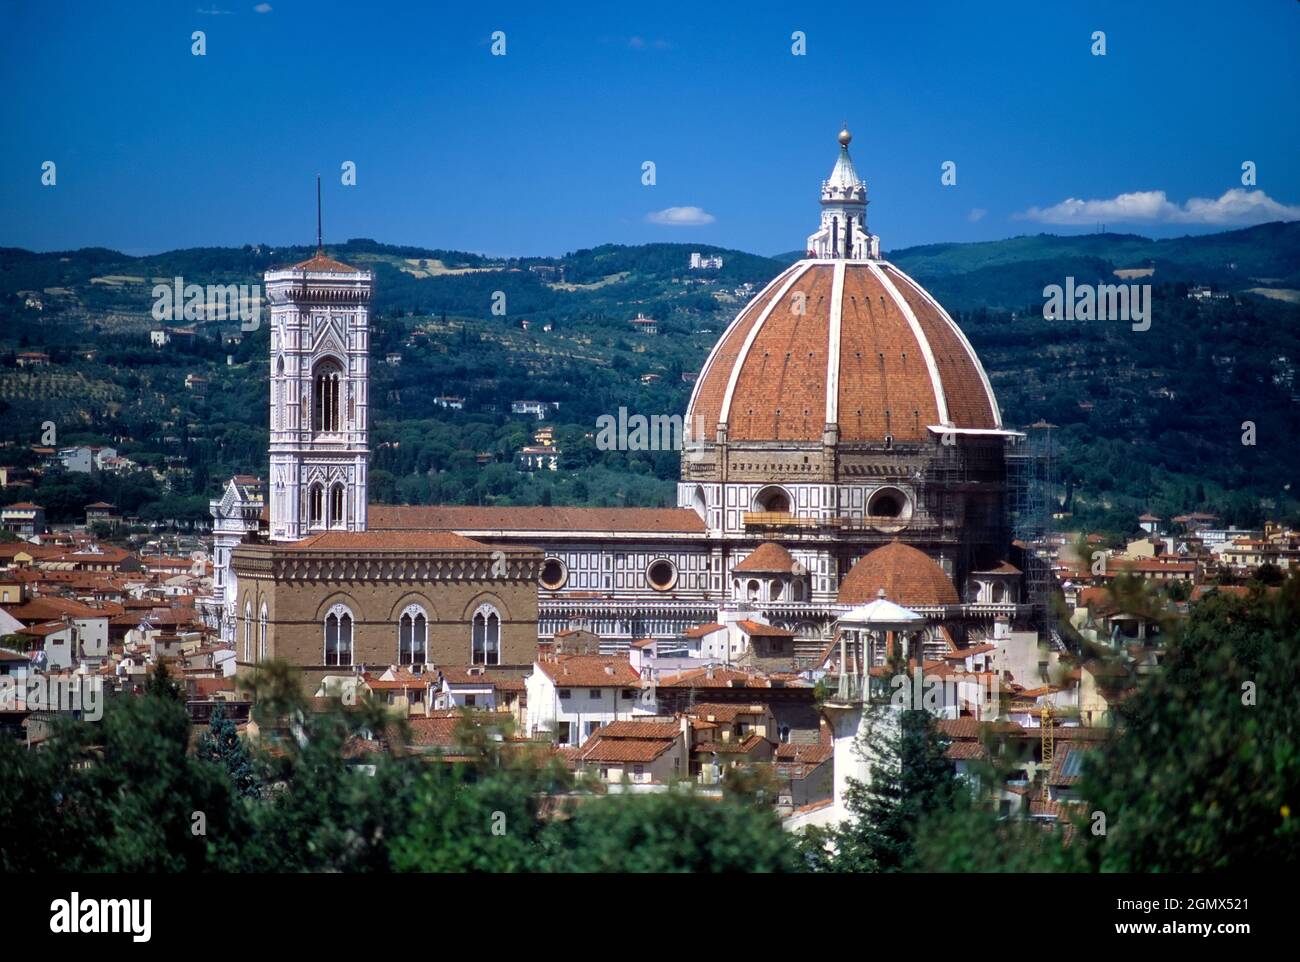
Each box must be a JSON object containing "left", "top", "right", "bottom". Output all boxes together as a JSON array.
[
  {"left": 324, "top": 605, "right": 353, "bottom": 667},
  {"left": 747, "top": 580, "right": 760, "bottom": 602},
  {"left": 867, "top": 487, "right": 911, "bottom": 521},
  {"left": 312, "top": 358, "right": 344, "bottom": 433},
  {"left": 769, "top": 580, "right": 783, "bottom": 602},
  {"left": 399, "top": 605, "right": 427, "bottom": 665},
  {"left": 472, "top": 605, "right": 500, "bottom": 665},
  {"left": 690, "top": 484, "right": 707, "bottom": 520},
  {"left": 753, "top": 485, "right": 791, "bottom": 515}
]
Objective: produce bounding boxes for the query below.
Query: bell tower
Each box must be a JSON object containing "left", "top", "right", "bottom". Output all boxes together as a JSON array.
[{"left": 264, "top": 212, "right": 372, "bottom": 541}]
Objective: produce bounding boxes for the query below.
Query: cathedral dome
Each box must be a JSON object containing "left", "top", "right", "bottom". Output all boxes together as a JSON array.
[
  {"left": 685, "top": 130, "right": 1000, "bottom": 446},
  {"left": 838, "top": 540, "right": 958, "bottom": 607}
]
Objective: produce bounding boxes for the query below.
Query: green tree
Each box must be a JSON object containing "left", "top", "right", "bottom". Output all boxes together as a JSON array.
[
  {"left": 814, "top": 707, "right": 958, "bottom": 872},
  {"left": 557, "top": 787, "right": 801, "bottom": 872},
  {"left": 145, "top": 658, "right": 186, "bottom": 704},
  {"left": 85, "top": 692, "right": 244, "bottom": 871},
  {"left": 195, "top": 702, "right": 257, "bottom": 800},
  {"left": 1068, "top": 578, "right": 1300, "bottom": 871}
]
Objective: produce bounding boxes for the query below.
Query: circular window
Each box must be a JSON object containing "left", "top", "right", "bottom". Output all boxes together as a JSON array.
[
  {"left": 867, "top": 487, "right": 908, "bottom": 519},
  {"left": 647, "top": 559, "right": 678, "bottom": 591},
  {"left": 539, "top": 558, "right": 567, "bottom": 590}
]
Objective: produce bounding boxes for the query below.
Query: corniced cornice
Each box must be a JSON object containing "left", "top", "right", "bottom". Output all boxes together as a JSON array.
[{"left": 231, "top": 543, "right": 541, "bottom": 583}]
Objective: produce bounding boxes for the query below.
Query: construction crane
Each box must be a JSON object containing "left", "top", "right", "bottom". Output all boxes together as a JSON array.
[{"left": 1040, "top": 702, "right": 1055, "bottom": 801}]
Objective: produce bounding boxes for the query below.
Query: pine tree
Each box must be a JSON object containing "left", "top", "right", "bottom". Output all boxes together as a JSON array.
[
  {"left": 196, "top": 702, "right": 257, "bottom": 799},
  {"left": 830, "top": 706, "right": 958, "bottom": 872},
  {"left": 144, "top": 658, "right": 186, "bottom": 704}
]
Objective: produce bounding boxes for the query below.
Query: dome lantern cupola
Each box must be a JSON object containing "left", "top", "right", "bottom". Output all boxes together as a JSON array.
[{"left": 808, "top": 125, "right": 879, "bottom": 260}]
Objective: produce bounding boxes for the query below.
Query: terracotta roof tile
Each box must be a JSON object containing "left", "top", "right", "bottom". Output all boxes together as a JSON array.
[
  {"left": 688, "top": 261, "right": 998, "bottom": 444},
  {"left": 591, "top": 719, "right": 680, "bottom": 739},
  {"left": 290, "top": 252, "right": 362, "bottom": 273},
  {"left": 578, "top": 737, "right": 675, "bottom": 764},
  {"left": 535, "top": 654, "right": 641, "bottom": 687},
  {"left": 733, "top": 542, "right": 797, "bottom": 573},
  {"left": 284, "top": 530, "right": 494, "bottom": 552},
  {"left": 736, "top": 619, "right": 795, "bottom": 638},
  {"left": 683, "top": 702, "right": 768, "bottom": 722},
  {"left": 838, "top": 540, "right": 958, "bottom": 606},
  {"left": 683, "top": 622, "right": 724, "bottom": 638}
]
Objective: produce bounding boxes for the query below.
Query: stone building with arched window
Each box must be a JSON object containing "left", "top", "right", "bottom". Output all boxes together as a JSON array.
[{"left": 231, "top": 529, "right": 540, "bottom": 694}]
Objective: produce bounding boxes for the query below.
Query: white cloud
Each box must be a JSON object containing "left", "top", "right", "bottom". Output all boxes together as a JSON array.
[
  {"left": 968, "top": 208, "right": 987, "bottom": 223},
  {"left": 197, "top": 6, "right": 233, "bottom": 13},
  {"left": 646, "top": 206, "right": 716, "bottom": 227},
  {"left": 1017, "top": 188, "right": 1300, "bottom": 226},
  {"left": 253, "top": 2, "right": 273, "bottom": 12}
]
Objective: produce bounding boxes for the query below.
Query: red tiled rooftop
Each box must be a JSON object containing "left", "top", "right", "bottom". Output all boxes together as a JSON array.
[
  {"left": 284, "top": 530, "right": 496, "bottom": 553},
  {"left": 368, "top": 504, "right": 706, "bottom": 535},
  {"left": 535, "top": 654, "right": 641, "bottom": 687},
  {"left": 687, "top": 261, "right": 998, "bottom": 444},
  {"left": 838, "top": 540, "right": 958, "bottom": 606},
  {"left": 736, "top": 619, "right": 795, "bottom": 638},
  {"left": 733, "top": 542, "right": 797, "bottom": 574}
]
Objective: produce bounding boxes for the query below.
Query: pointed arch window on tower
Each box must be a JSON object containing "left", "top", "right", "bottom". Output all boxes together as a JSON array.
[
  {"left": 309, "top": 483, "right": 324, "bottom": 528},
  {"left": 329, "top": 483, "right": 345, "bottom": 528},
  {"left": 313, "top": 359, "right": 344, "bottom": 433}
]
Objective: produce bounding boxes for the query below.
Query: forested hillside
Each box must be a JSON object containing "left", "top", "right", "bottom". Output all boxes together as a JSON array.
[{"left": 2, "top": 225, "right": 1297, "bottom": 536}]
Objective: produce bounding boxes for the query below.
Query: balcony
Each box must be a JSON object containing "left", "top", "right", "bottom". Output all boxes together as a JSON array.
[
  {"left": 820, "top": 673, "right": 896, "bottom": 709},
  {"left": 822, "top": 672, "right": 863, "bottom": 707},
  {"left": 742, "top": 512, "right": 820, "bottom": 530}
]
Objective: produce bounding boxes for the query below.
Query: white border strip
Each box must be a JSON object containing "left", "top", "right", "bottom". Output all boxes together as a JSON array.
[
  {"left": 865, "top": 260, "right": 950, "bottom": 426},
  {"left": 719, "top": 261, "right": 815, "bottom": 424},
  {"left": 884, "top": 262, "right": 1002, "bottom": 428},
  {"left": 824, "top": 260, "right": 846, "bottom": 426}
]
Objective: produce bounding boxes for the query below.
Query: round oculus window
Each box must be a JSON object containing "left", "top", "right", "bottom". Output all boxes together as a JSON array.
[
  {"left": 647, "top": 559, "right": 678, "bottom": 591},
  {"left": 540, "top": 558, "right": 567, "bottom": 590}
]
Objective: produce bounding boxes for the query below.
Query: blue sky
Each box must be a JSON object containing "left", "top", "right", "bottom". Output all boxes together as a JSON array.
[{"left": 2, "top": 0, "right": 1298, "bottom": 257}]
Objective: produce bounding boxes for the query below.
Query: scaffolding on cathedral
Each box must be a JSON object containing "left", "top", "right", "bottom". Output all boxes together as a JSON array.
[{"left": 1006, "top": 421, "right": 1057, "bottom": 638}]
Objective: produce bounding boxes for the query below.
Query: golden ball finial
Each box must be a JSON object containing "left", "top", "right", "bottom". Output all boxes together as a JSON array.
[{"left": 838, "top": 126, "right": 852, "bottom": 147}]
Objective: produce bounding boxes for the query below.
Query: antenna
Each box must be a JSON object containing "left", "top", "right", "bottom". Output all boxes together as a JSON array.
[{"left": 316, "top": 174, "right": 323, "bottom": 252}]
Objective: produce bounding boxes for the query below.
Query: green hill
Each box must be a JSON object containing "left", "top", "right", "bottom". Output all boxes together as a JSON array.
[{"left": 2, "top": 224, "right": 1298, "bottom": 535}]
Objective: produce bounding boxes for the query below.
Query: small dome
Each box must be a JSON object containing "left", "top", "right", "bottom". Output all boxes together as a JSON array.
[
  {"left": 838, "top": 541, "right": 958, "bottom": 606},
  {"left": 733, "top": 542, "right": 797, "bottom": 574}
]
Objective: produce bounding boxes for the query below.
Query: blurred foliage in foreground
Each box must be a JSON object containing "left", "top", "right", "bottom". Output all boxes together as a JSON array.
[{"left": 2, "top": 581, "right": 1297, "bottom": 872}]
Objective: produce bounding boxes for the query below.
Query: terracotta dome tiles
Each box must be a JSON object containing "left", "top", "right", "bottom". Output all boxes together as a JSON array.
[
  {"left": 838, "top": 540, "right": 959, "bottom": 607},
  {"left": 687, "top": 259, "right": 999, "bottom": 446}
]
